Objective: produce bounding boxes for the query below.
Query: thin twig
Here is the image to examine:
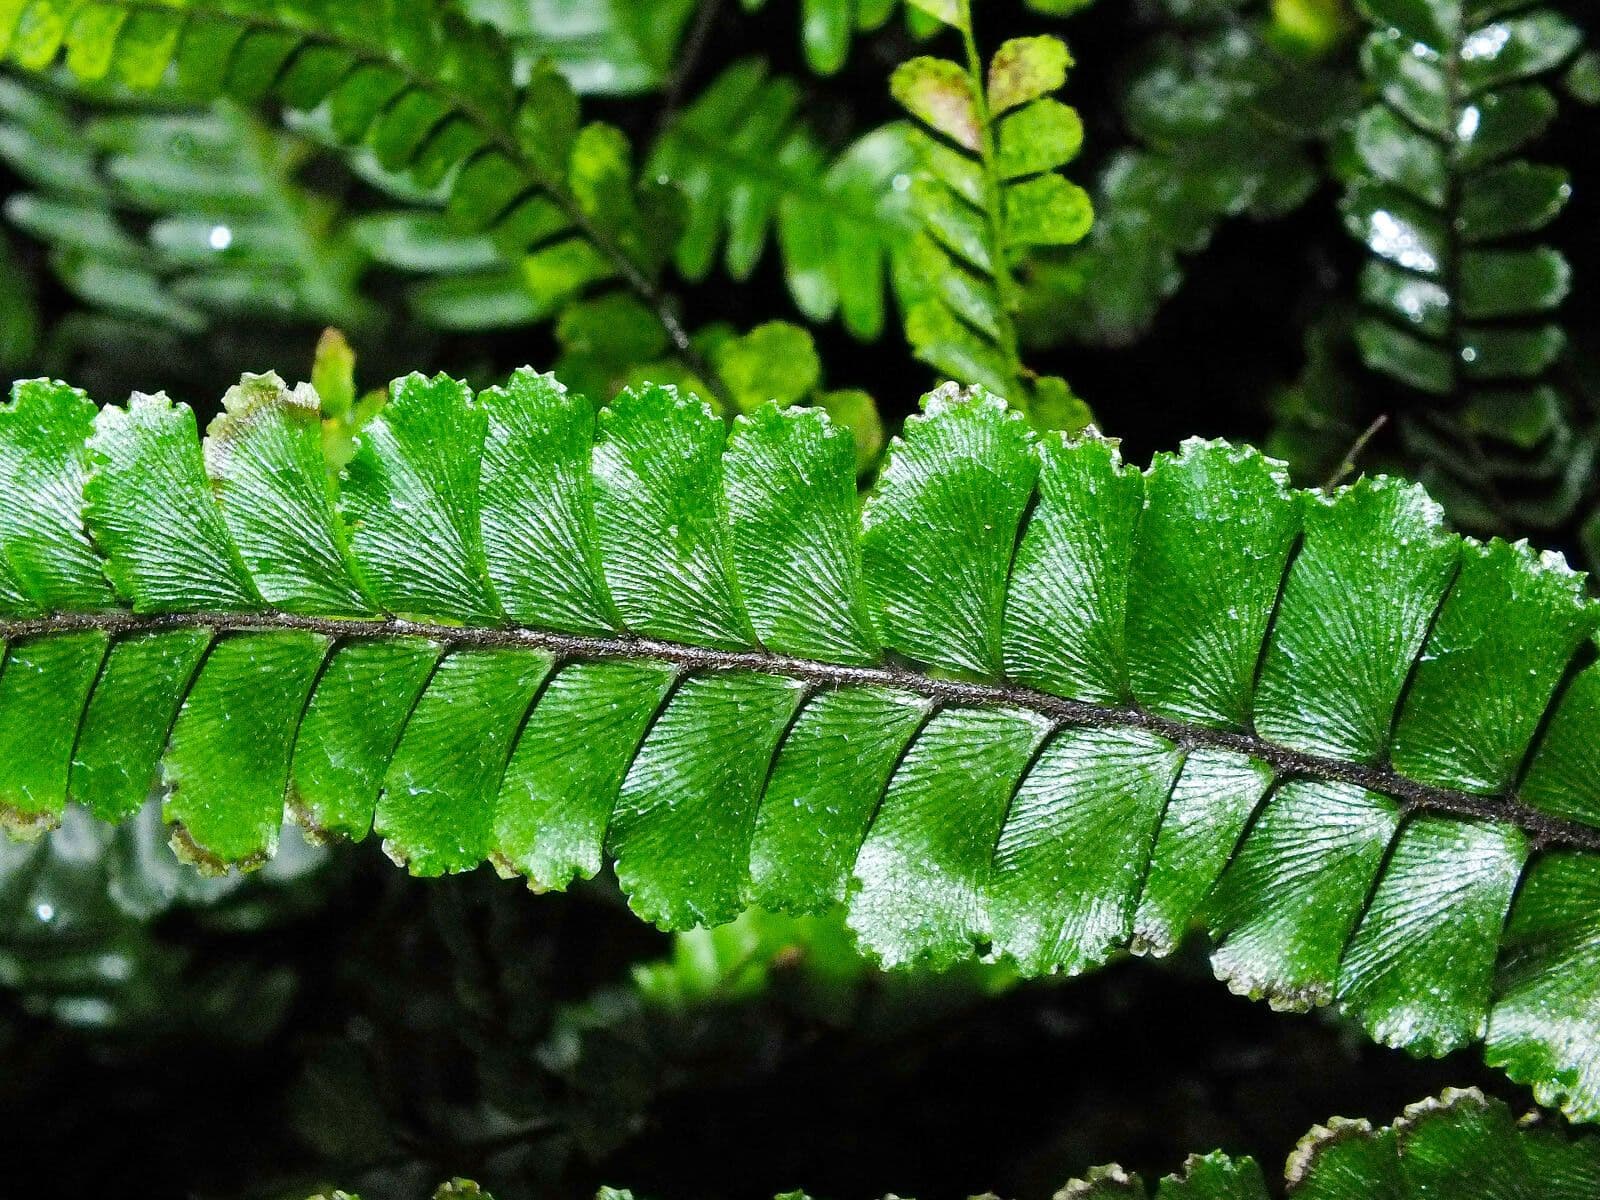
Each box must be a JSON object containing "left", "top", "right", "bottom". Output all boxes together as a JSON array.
[
  {"left": 657, "top": 0, "right": 727, "bottom": 140},
  {"left": 1323, "top": 413, "right": 1389, "bottom": 488}
]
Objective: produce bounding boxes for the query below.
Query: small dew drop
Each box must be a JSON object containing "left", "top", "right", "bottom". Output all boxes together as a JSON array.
[
  {"left": 35, "top": 902, "right": 54, "bottom": 922},
  {"left": 1461, "top": 24, "right": 1510, "bottom": 62},
  {"left": 1366, "top": 210, "right": 1438, "bottom": 274},
  {"left": 208, "top": 224, "right": 234, "bottom": 251}
]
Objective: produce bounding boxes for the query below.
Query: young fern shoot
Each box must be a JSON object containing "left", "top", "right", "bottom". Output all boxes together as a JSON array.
[{"left": 892, "top": 0, "right": 1093, "bottom": 426}]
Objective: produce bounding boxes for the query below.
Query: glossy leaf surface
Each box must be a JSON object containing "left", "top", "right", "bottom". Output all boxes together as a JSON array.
[{"left": 2, "top": 371, "right": 1600, "bottom": 1121}]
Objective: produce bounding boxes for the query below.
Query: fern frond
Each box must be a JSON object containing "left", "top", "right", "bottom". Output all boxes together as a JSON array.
[
  {"left": 1060, "top": 1088, "right": 1600, "bottom": 1198},
  {"left": 0, "top": 0, "right": 697, "bottom": 366},
  {"left": 324, "top": 1087, "right": 1600, "bottom": 1200},
  {"left": 890, "top": 3, "right": 1093, "bottom": 422},
  {"left": 648, "top": 60, "right": 919, "bottom": 341},
  {"left": 1019, "top": 18, "right": 1354, "bottom": 348},
  {"left": 1342, "top": 0, "right": 1591, "bottom": 532},
  {"left": 0, "top": 75, "right": 367, "bottom": 334},
  {"left": 462, "top": 0, "right": 699, "bottom": 97},
  {"left": 5, "top": 369, "right": 1600, "bottom": 1115}
]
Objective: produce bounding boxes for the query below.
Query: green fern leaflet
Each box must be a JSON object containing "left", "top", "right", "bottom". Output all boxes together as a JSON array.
[
  {"left": 3, "top": 370, "right": 1600, "bottom": 1120},
  {"left": 1060, "top": 1088, "right": 1600, "bottom": 1199}
]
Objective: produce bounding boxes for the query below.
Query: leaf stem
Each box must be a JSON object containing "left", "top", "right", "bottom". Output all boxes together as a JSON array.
[
  {"left": 1322, "top": 413, "right": 1388, "bottom": 488},
  {"left": 6, "top": 607, "right": 1597, "bottom": 854},
  {"left": 956, "top": 3, "right": 1028, "bottom": 412},
  {"left": 657, "top": 0, "right": 727, "bottom": 139}
]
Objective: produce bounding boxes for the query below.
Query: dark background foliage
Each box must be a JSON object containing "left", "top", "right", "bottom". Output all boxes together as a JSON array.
[
  {"left": 0, "top": 1, "right": 1593, "bottom": 1196},
  {"left": 0, "top": 843, "right": 1519, "bottom": 1200}
]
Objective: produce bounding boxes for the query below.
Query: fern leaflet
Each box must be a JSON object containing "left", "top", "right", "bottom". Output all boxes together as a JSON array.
[{"left": 3, "top": 369, "right": 1600, "bottom": 1116}]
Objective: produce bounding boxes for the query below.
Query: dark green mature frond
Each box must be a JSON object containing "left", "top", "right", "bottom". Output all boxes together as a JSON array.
[
  {"left": 648, "top": 60, "right": 919, "bottom": 341},
  {"left": 1019, "top": 18, "right": 1354, "bottom": 348},
  {"left": 0, "top": 0, "right": 693, "bottom": 361},
  {"left": 889, "top": 2, "right": 1093, "bottom": 422},
  {"left": 970, "top": 1089, "right": 1600, "bottom": 1198},
  {"left": 1342, "top": 0, "right": 1592, "bottom": 533},
  {"left": 924, "top": 1088, "right": 1600, "bottom": 1198},
  {"left": 0, "top": 75, "right": 366, "bottom": 334},
  {"left": 5, "top": 369, "right": 1600, "bottom": 1117}
]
